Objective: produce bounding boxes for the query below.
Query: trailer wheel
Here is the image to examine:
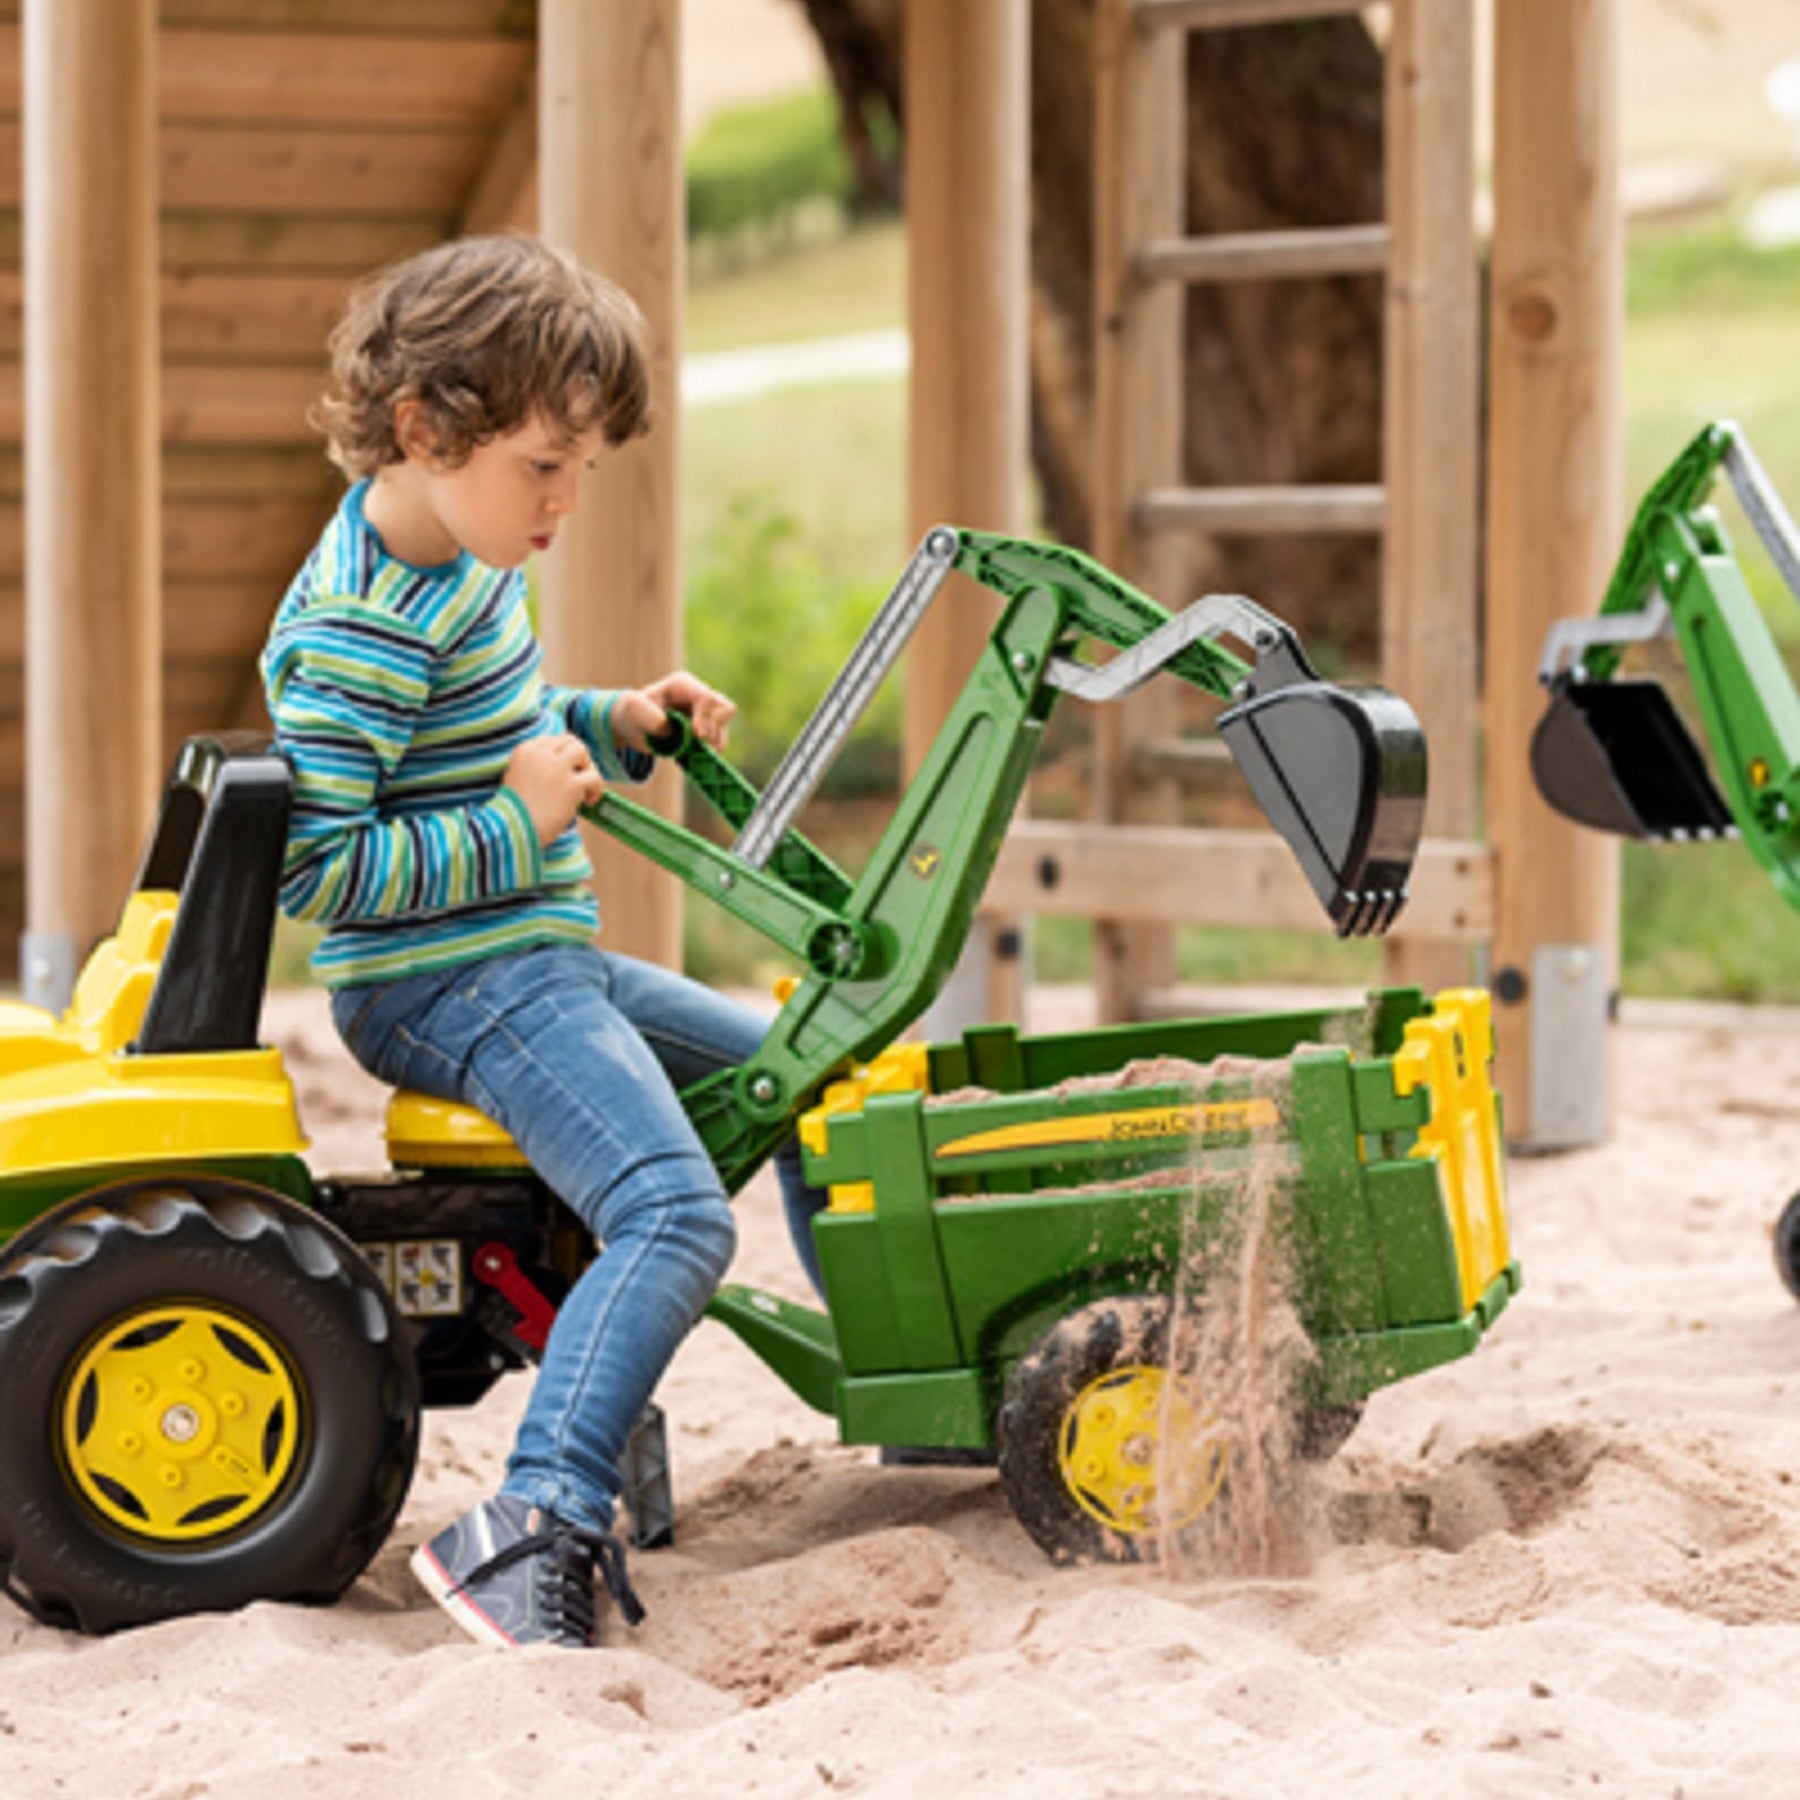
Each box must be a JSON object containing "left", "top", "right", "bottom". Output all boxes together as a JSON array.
[
  {"left": 996, "top": 1295, "right": 1229, "bottom": 1565},
  {"left": 1774, "top": 1190, "right": 1800, "bottom": 1302},
  {"left": 0, "top": 1181, "right": 419, "bottom": 1634}
]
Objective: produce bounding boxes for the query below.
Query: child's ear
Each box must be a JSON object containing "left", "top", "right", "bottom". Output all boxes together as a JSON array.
[{"left": 393, "top": 398, "right": 442, "bottom": 467}]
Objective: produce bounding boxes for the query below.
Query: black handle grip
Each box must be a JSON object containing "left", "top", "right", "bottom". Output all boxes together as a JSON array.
[{"left": 646, "top": 711, "right": 691, "bottom": 758}]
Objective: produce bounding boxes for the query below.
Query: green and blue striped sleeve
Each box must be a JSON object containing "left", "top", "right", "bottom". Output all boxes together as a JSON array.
[
  {"left": 263, "top": 602, "right": 546, "bottom": 926},
  {"left": 547, "top": 686, "right": 655, "bottom": 783}
]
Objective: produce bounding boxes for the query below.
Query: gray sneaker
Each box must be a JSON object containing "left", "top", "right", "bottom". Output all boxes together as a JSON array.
[{"left": 410, "top": 1494, "right": 645, "bottom": 1649}]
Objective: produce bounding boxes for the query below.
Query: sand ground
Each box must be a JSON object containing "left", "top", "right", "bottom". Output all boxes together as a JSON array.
[{"left": 6, "top": 986, "right": 1800, "bottom": 1798}]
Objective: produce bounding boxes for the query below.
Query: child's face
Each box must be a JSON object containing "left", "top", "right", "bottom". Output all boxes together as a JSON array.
[{"left": 407, "top": 412, "right": 604, "bottom": 570}]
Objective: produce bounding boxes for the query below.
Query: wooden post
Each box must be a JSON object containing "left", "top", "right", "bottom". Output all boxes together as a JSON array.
[
  {"left": 905, "top": 0, "right": 1031, "bottom": 1028},
  {"left": 1091, "top": 0, "right": 1186, "bottom": 1022},
  {"left": 537, "top": 0, "right": 683, "bottom": 971},
  {"left": 1381, "top": 0, "right": 1480, "bottom": 995},
  {"left": 22, "top": 0, "right": 160, "bottom": 1009},
  {"left": 1485, "top": 0, "right": 1622, "bottom": 1147}
]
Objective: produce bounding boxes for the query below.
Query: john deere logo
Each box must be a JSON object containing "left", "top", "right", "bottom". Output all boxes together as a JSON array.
[
  {"left": 935, "top": 1098, "right": 1282, "bottom": 1162},
  {"left": 910, "top": 845, "right": 944, "bottom": 879}
]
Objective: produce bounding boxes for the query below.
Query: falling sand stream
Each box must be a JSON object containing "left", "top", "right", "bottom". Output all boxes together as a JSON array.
[{"left": 1153, "top": 1004, "right": 1380, "bottom": 1577}]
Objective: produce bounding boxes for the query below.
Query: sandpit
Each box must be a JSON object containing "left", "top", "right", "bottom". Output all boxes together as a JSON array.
[{"left": 6, "top": 986, "right": 1800, "bottom": 1797}]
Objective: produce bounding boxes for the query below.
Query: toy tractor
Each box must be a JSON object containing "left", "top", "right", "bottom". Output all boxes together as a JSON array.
[
  {"left": 0, "top": 527, "right": 1517, "bottom": 1633},
  {"left": 1530, "top": 420, "right": 1800, "bottom": 1297}
]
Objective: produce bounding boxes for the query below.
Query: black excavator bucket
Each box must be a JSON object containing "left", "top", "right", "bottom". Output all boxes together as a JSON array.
[
  {"left": 1530, "top": 679, "right": 1733, "bottom": 840},
  {"left": 1218, "top": 641, "right": 1427, "bottom": 937}
]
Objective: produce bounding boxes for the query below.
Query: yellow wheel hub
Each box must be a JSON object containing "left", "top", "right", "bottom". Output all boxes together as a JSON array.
[
  {"left": 1058, "top": 1364, "right": 1229, "bottom": 1537},
  {"left": 60, "top": 1304, "right": 303, "bottom": 1542}
]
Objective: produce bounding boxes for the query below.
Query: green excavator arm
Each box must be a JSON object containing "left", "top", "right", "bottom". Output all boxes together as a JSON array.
[
  {"left": 587, "top": 527, "right": 1426, "bottom": 1191},
  {"left": 1532, "top": 420, "right": 1800, "bottom": 910}
]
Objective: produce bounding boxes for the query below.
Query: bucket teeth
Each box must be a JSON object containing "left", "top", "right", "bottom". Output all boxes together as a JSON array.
[
  {"left": 1531, "top": 679, "right": 1732, "bottom": 840},
  {"left": 1334, "top": 884, "right": 1408, "bottom": 938}
]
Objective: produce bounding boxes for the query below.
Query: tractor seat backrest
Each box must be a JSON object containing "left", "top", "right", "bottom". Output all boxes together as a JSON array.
[{"left": 129, "top": 734, "right": 294, "bottom": 1055}]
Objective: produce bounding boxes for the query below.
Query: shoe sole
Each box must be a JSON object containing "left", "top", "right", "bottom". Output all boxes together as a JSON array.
[{"left": 410, "top": 1540, "right": 518, "bottom": 1650}]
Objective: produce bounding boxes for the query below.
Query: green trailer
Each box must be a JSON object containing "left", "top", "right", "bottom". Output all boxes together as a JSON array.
[{"left": 716, "top": 983, "right": 1514, "bottom": 1560}]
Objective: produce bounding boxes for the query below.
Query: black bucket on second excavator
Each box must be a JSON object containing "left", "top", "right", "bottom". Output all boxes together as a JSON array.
[
  {"left": 1530, "top": 679, "right": 1733, "bottom": 840},
  {"left": 1218, "top": 641, "right": 1428, "bottom": 937}
]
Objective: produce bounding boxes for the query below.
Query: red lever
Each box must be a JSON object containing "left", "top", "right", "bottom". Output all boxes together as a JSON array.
[{"left": 470, "top": 1242, "right": 558, "bottom": 1351}]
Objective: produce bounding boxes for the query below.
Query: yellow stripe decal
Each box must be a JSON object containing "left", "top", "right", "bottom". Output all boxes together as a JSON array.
[{"left": 934, "top": 1097, "right": 1281, "bottom": 1162}]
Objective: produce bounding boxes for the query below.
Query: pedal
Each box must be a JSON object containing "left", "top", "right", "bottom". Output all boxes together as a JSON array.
[{"left": 470, "top": 1289, "right": 538, "bottom": 1367}]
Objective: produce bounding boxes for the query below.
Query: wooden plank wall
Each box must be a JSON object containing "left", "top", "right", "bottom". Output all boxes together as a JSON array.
[{"left": 0, "top": 0, "right": 537, "bottom": 972}]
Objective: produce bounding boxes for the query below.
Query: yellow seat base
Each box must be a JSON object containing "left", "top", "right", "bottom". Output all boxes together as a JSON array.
[{"left": 384, "top": 1090, "right": 528, "bottom": 1169}]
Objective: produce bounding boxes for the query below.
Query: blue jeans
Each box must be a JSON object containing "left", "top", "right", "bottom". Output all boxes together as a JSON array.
[{"left": 331, "top": 942, "right": 826, "bottom": 1532}]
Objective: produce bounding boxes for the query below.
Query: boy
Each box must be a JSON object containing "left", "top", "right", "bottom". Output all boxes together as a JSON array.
[{"left": 261, "top": 233, "right": 823, "bottom": 1650}]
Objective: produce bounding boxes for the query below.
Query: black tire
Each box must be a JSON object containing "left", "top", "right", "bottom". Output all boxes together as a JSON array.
[
  {"left": 996, "top": 1295, "right": 1229, "bottom": 1566},
  {"left": 0, "top": 1181, "right": 420, "bottom": 1634},
  {"left": 1775, "top": 1190, "right": 1800, "bottom": 1302}
]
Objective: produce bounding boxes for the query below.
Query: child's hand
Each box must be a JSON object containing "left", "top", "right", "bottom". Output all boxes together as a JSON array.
[
  {"left": 502, "top": 734, "right": 604, "bottom": 846},
  {"left": 615, "top": 672, "right": 736, "bottom": 751}
]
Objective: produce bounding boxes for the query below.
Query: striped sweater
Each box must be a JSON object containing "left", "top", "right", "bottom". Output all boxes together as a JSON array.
[{"left": 259, "top": 480, "right": 649, "bottom": 988}]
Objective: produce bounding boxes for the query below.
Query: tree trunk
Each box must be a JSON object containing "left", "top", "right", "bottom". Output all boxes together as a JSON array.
[{"left": 793, "top": 0, "right": 1387, "bottom": 659}]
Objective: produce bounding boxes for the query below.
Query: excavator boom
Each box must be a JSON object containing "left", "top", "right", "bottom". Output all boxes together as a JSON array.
[{"left": 1532, "top": 421, "right": 1800, "bottom": 910}]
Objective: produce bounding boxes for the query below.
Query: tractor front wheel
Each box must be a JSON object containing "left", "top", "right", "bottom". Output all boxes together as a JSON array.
[
  {"left": 996, "top": 1295, "right": 1230, "bottom": 1566},
  {"left": 0, "top": 1181, "right": 419, "bottom": 1634}
]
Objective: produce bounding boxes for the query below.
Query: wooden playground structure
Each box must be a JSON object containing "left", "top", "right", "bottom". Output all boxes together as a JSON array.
[{"left": 13, "top": 0, "right": 1621, "bottom": 1148}]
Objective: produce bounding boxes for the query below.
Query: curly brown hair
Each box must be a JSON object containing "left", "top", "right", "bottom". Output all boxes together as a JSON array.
[{"left": 312, "top": 234, "right": 653, "bottom": 479}]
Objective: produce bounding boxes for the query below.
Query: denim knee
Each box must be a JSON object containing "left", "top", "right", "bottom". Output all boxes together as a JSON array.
[
  {"left": 686, "top": 1189, "right": 739, "bottom": 1285},
  {"left": 591, "top": 1178, "right": 738, "bottom": 1292}
]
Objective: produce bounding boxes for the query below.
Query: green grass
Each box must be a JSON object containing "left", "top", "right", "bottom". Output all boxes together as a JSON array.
[
  {"left": 683, "top": 368, "right": 906, "bottom": 588},
  {"left": 687, "top": 220, "right": 905, "bottom": 352},
  {"left": 1029, "top": 916, "right": 1382, "bottom": 989},
  {"left": 1620, "top": 839, "right": 1800, "bottom": 1002},
  {"left": 1626, "top": 216, "right": 1800, "bottom": 321},
  {"left": 1625, "top": 215, "right": 1800, "bottom": 501}
]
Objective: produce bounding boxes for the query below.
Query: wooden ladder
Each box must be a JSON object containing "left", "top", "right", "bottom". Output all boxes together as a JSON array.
[{"left": 1085, "top": 0, "right": 1484, "bottom": 1016}]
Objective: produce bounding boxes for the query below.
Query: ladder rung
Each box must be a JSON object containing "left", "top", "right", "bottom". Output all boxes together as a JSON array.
[
  {"left": 983, "top": 824, "right": 1493, "bottom": 942},
  {"left": 1135, "top": 0, "right": 1372, "bottom": 32},
  {"left": 1136, "top": 484, "right": 1385, "bottom": 535},
  {"left": 1131, "top": 737, "right": 1235, "bottom": 780},
  {"left": 1137, "top": 223, "right": 1389, "bottom": 286}
]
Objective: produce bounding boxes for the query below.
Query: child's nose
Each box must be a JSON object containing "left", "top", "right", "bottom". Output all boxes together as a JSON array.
[{"left": 546, "top": 474, "right": 580, "bottom": 515}]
